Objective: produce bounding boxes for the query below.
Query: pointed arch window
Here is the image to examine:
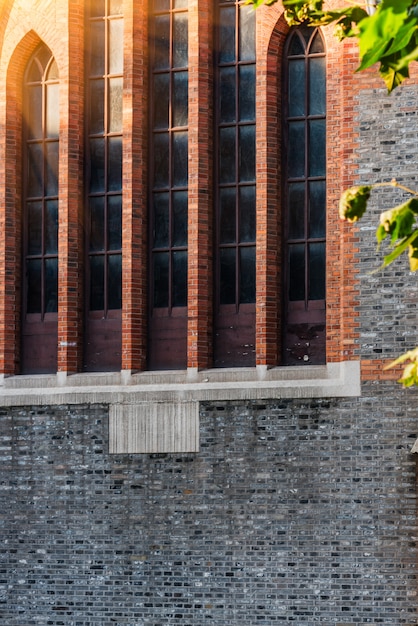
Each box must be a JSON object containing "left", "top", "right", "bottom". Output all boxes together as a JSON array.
[
  {"left": 214, "top": 0, "right": 256, "bottom": 367},
  {"left": 22, "top": 45, "right": 59, "bottom": 374},
  {"left": 85, "top": 0, "right": 124, "bottom": 371},
  {"left": 148, "top": 0, "right": 189, "bottom": 370},
  {"left": 283, "top": 27, "right": 326, "bottom": 365}
]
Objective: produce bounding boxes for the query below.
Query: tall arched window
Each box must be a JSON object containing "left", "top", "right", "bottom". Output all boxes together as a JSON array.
[
  {"left": 214, "top": 0, "right": 256, "bottom": 367},
  {"left": 283, "top": 26, "right": 326, "bottom": 365},
  {"left": 22, "top": 45, "right": 59, "bottom": 374},
  {"left": 148, "top": 0, "right": 189, "bottom": 370},
  {"left": 85, "top": 0, "right": 123, "bottom": 371}
]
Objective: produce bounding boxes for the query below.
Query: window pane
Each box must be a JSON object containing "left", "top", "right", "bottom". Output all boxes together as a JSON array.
[
  {"left": 239, "top": 186, "right": 255, "bottom": 243},
  {"left": 45, "top": 200, "right": 58, "bottom": 255},
  {"left": 239, "top": 65, "right": 255, "bottom": 122},
  {"left": 239, "top": 125, "right": 255, "bottom": 182},
  {"left": 46, "top": 83, "right": 59, "bottom": 139},
  {"left": 108, "top": 195, "right": 122, "bottom": 250},
  {"left": 153, "top": 193, "right": 169, "bottom": 248},
  {"left": 108, "top": 137, "right": 122, "bottom": 191},
  {"left": 27, "top": 85, "right": 42, "bottom": 140},
  {"left": 90, "top": 197, "right": 105, "bottom": 252},
  {"left": 109, "top": 77, "right": 123, "bottom": 133},
  {"left": 240, "top": 246, "right": 255, "bottom": 303},
  {"left": 27, "top": 259, "right": 42, "bottom": 314},
  {"left": 173, "top": 191, "right": 188, "bottom": 246},
  {"left": 90, "top": 21, "right": 105, "bottom": 75},
  {"left": 154, "top": 15, "right": 170, "bottom": 70},
  {"left": 27, "top": 143, "right": 43, "bottom": 197},
  {"left": 45, "top": 142, "right": 59, "bottom": 196},
  {"left": 309, "top": 181, "right": 326, "bottom": 238},
  {"left": 45, "top": 258, "right": 58, "bottom": 313},
  {"left": 173, "top": 13, "right": 188, "bottom": 68},
  {"left": 153, "top": 133, "right": 169, "bottom": 188},
  {"left": 173, "top": 250, "right": 187, "bottom": 307},
  {"left": 172, "top": 131, "right": 188, "bottom": 187},
  {"left": 90, "top": 256, "right": 104, "bottom": 310},
  {"left": 220, "top": 67, "right": 236, "bottom": 124},
  {"left": 289, "top": 31, "right": 305, "bottom": 56},
  {"left": 27, "top": 202, "right": 42, "bottom": 256},
  {"left": 288, "top": 182, "right": 305, "bottom": 239},
  {"left": 220, "top": 248, "right": 236, "bottom": 305},
  {"left": 220, "top": 188, "right": 236, "bottom": 244},
  {"left": 109, "top": 0, "right": 123, "bottom": 16},
  {"left": 309, "top": 242, "right": 325, "bottom": 300},
  {"left": 289, "top": 243, "right": 305, "bottom": 301},
  {"left": 90, "top": 0, "right": 105, "bottom": 18},
  {"left": 108, "top": 254, "right": 122, "bottom": 309},
  {"left": 89, "top": 79, "right": 105, "bottom": 135},
  {"left": 309, "top": 119, "right": 325, "bottom": 177},
  {"left": 239, "top": 5, "right": 255, "bottom": 61},
  {"left": 219, "top": 7, "right": 235, "bottom": 63},
  {"left": 109, "top": 18, "right": 124, "bottom": 75},
  {"left": 310, "top": 31, "right": 324, "bottom": 54},
  {"left": 89, "top": 138, "right": 105, "bottom": 193},
  {"left": 309, "top": 57, "right": 325, "bottom": 116},
  {"left": 219, "top": 127, "right": 236, "bottom": 184},
  {"left": 47, "top": 60, "right": 59, "bottom": 81},
  {"left": 153, "top": 252, "right": 169, "bottom": 308},
  {"left": 289, "top": 59, "right": 305, "bottom": 117},
  {"left": 153, "top": 74, "right": 169, "bottom": 129},
  {"left": 288, "top": 121, "right": 305, "bottom": 178},
  {"left": 173, "top": 71, "right": 188, "bottom": 128},
  {"left": 154, "top": 0, "right": 169, "bottom": 9},
  {"left": 174, "top": 0, "right": 187, "bottom": 8}
]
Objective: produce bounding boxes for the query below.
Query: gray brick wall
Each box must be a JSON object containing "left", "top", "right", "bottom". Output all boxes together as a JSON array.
[{"left": 0, "top": 391, "right": 417, "bottom": 625}]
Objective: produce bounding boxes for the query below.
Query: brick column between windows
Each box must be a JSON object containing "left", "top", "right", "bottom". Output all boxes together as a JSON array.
[
  {"left": 187, "top": 0, "right": 213, "bottom": 370},
  {"left": 57, "top": 0, "right": 84, "bottom": 373},
  {"left": 121, "top": 0, "right": 148, "bottom": 372},
  {"left": 255, "top": 10, "right": 286, "bottom": 367}
]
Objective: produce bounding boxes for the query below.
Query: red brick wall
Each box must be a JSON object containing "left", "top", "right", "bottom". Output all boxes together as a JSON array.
[{"left": 0, "top": 0, "right": 365, "bottom": 374}]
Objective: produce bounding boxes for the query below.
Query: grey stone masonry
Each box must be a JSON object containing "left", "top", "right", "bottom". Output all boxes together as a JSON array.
[{"left": 0, "top": 385, "right": 417, "bottom": 625}]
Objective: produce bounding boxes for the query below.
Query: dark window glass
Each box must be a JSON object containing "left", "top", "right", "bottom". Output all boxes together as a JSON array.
[
  {"left": 87, "top": 5, "right": 123, "bottom": 315},
  {"left": 239, "top": 186, "right": 256, "bottom": 243},
  {"left": 172, "top": 72, "right": 188, "bottom": 127},
  {"left": 288, "top": 121, "right": 305, "bottom": 178},
  {"left": 90, "top": 197, "right": 105, "bottom": 251},
  {"left": 220, "top": 188, "right": 236, "bottom": 244},
  {"left": 289, "top": 244, "right": 305, "bottom": 301},
  {"left": 27, "top": 202, "right": 43, "bottom": 255},
  {"left": 45, "top": 200, "right": 58, "bottom": 254},
  {"left": 23, "top": 47, "right": 59, "bottom": 322},
  {"left": 153, "top": 193, "right": 170, "bottom": 248},
  {"left": 309, "top": 242, "right": 325, "bottom": 300},
  {"left": 27, "top": 259, "right": 42, "bottom": 314},
  {"left": 288, "top": 59, "right": 305, "bottom": 117},
  {"left": 150, "top": 0, "right": 188, "bottom": 313},
  {"left": 90, "top": 256, "right": 105, "bottom": 310},
  {"left": 216, "top": 0, "right": 256, "bottom": 308},
  {"left": 240, "top": 247, "right": 255, "bottom": 303},
  {"left": 153, "top": 252, "right": 169, "bottom": 308},
  {"left": 239, "top": 65, "right": 255, "bottom": 122},
  {"left": 173, "top": 250, "right": 187, "bottom": 306},
  {"left": 220, "top": 248, "right": 236, "bottom": 305},
  {"left": 108, "top": 254, "right": 122, "bottom": 309},
  {"left": 45, "top": 258, "right": 58, "bottom": 312},
  {"left": 284, "top": 27, "right": 326, "bottom": 320},
  {"left": 172, "top": 191, "right": 188, "bottom": 247},
  {"left": 288, "top": 182, "right": 305, "bottom": 239}
]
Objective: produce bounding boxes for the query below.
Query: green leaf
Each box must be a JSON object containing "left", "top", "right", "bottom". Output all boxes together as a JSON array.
[
  {"left": 339, "top": 186, "right": 372, "bottom": 222},
  {"left": 378, "top": 230, "right": 418, "bottom": 269}
]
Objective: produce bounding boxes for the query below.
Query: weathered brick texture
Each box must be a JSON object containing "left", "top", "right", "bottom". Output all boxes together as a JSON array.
[{"left": 0, "top": 390, "right": 417, "bottom": 625}]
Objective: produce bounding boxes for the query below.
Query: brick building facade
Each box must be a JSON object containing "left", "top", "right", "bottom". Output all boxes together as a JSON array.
[{"left": 0, "top": 1, "right": 418, "bottom": 624}]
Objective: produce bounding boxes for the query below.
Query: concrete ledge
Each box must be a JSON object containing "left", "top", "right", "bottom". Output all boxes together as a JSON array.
[{"left": 0, "top": 361, "right": 361, "bottom": 406}]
